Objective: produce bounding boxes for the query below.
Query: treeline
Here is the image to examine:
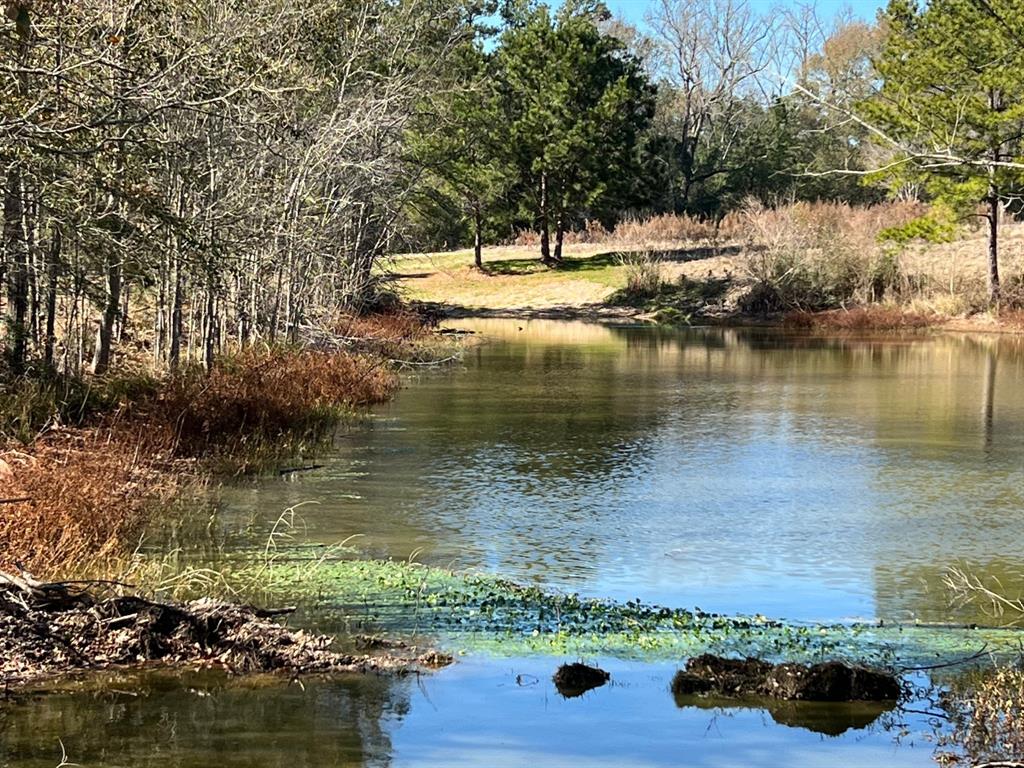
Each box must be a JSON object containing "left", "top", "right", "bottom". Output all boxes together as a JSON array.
[
  {"left": 410, "top": 0, "right": 1024, "bottom": 306},
  {"left": 408, "top": 0, "right": 887, "bottom": 265},
  {"left": 1, "top": 0, "right": 472, "bottom": 376},
  {"left": 4, "top": 0, "right": 1024, "bottom": 377}
]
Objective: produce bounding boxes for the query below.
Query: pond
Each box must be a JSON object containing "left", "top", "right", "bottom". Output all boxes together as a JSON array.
[
  {"left": 4, "top": 319, "right": 1023, "bottom": 768},
  {"left": 225, "top": 319, "right": 1024, "bottom": 625}
]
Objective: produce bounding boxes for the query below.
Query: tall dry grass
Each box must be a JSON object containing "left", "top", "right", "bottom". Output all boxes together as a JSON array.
[
  {"left": 738, "top": 199, "right": 925, "bottom": 311},
  {"left": 0, "top": 429, "right": 180, "bottom": 575},
  {"left": 148, "top": 347, "right": 397, "bottom": 460},
  {"left": 0, "top": 313, "right": 427, "bottom": 576},
  {"left": 513, "top": 211, "right": 745, "bottom": 248}
]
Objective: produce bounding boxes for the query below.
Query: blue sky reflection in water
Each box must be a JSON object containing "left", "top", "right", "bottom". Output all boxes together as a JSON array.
[
  {"left": 0, "top": 660, "right": 940, "bottom": 768},
  {"left": 221, "top": 320, "right": 1024, "bottom": 626}
]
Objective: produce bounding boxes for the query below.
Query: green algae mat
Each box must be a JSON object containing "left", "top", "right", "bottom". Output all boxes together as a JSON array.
[{"left": 221, "top": 553, "right": 1024, "bottom": 669}]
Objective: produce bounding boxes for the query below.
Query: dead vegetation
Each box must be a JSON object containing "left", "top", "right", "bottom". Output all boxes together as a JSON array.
[
  {"left": 938, "top": 664, "right": 1024, "bottom": 768},
  {"left": 0, "top": 570, "right": 451, "bottom": 690},
  {"left": 671, "top": 654, "right": 901, "bottom": 702},
  {"left": 0, "top": 311, "right": 445, "bottom": 577}
]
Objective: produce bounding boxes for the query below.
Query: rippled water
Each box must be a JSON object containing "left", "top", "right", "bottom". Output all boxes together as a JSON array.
[
  {"left": 5, "top": 319, "right": 1023, "bottom": 768},
  {"left": 223, "top": 319, "right": 1024, "bottom": 625}
]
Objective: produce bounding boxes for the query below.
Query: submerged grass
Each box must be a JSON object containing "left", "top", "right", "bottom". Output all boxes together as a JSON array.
[{"left": 203, "top": 552, "right": 1024, "bottom": 668}]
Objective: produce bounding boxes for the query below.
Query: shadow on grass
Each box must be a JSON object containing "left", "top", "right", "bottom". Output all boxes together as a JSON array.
[
  {"left": 480, "top": 244, "right": 744, "bottom": 277},
  {"left": 608, "top": 273, "right": 733, "bottom": 309}
]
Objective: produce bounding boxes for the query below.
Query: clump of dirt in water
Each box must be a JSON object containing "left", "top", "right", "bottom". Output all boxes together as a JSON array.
[
  {"left": 671, "top": 654, "right": 900, "bottom": 702},
  {"left": 553, "top": 662, "right": 610, "bottom": 698}
]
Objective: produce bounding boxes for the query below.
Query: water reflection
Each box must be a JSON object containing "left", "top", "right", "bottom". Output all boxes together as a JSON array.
[
  {"left": 673, "top": 693, "right": 895, "bottom": 736},
  {"left": 213, "top": 320, "right": 1024, "bottom": 625},
  {"left": 0, "top": 671, "right": 401, "bottom": 768},
  {"left": 0, "top": 661, "right": 939, "bottom": 768}
]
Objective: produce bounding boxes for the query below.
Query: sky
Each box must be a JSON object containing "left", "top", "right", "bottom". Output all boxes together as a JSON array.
[{"left": 603, "top": 0, "right": 889, "bottom": 26}]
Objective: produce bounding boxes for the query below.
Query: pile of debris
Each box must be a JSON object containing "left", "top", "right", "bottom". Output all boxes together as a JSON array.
[
  {"left": 671, "top": 654, "right": 901, "bottom": 702},
  {"left": 0, "top": 571, "right": 450, "bottom": 689}
]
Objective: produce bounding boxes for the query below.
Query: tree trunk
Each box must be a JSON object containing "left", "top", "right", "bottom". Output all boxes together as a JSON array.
[
  {"left": 539, "top": 173, "right": 551, "bottom": 263},
  {"left": 43, "top": 227, "right": 60, "bottom": 367},
  {"left": 168, "top": 253, "right": 183, "bottom": 370},
  {"left": 987, "top": 183, "right": 1001, "bottom": 305},
  {"left": 554, "top": 210, "right": 565, "bottom": 263},
  {"left": 3, "top": 167, "right": 29, "bottom": 373},
  {"left": 473, "top": 203, "right": 483, "bottom": 269},
  {"left": 203, "top": 286, "right": 216, "bottom": 372},
  {"left": 4, "top": 3, "right": 31, "bottom": 372},
  {"left": 90, "top": 254, "right": 122, "bottom": 374}
]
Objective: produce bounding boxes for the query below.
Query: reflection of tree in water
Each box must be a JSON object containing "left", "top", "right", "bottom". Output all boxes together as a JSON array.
[
  {"left": 0, "top": 671, "right": 407, "bottom": 768},
  {"left": 213, "top": 320, "right": 1024, "bottom": 622}
]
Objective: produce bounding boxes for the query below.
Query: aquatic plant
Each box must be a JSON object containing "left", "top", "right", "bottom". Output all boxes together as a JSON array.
[{"left": 219, "top": 553, "right": 1024, "bottom": 668}]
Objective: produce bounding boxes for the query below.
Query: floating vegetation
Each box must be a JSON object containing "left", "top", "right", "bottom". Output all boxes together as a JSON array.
[{"left": 218, "top": 554, "right": 1024, "bottom": 668}]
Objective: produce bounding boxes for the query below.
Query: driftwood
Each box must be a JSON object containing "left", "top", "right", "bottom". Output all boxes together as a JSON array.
[{"left": 0, "top": 569, "right": 451, "bottom": 690}]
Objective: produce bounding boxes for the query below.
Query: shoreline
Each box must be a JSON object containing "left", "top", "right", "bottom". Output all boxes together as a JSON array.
[{"left": 424, "top": 300, "right": 1024, "bottom": 337}]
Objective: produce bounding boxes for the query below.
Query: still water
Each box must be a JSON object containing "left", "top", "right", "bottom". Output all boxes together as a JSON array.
[
  {"left": 4, "top": 319, "right": 1023, "bottom": 767},
  {"left": 225, "top": 319, "right": 1024, "bottom": 625}
]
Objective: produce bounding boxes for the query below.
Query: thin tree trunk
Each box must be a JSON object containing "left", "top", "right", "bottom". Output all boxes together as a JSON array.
[
  {"left": 539, "top": 173, "right": 550, "bottom": 263},
  {"left": 987, "top": 180, "right": 1001, "bottom": 305},
  {"left": 203, "top": 285, "right": 216, "bottom": 371},
  {"left": 473, "top": 203, "right": 483, "bottom": 269},
  {"left": 90, "top": 253, "right": 122, "bottom": 374},
  {"left": 3, "top": 168, "right": 29, "bottom": 373},
  {"left": 43, "top": 227, "right": 60, "bottom": 367},
  {"left": 3, "top": 3, "right": 31, "bottom": 371}
]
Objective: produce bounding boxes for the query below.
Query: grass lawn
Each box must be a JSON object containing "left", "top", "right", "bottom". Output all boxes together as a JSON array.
[{"left": 387, "top": 242, "right": 743, "bottom": 311}]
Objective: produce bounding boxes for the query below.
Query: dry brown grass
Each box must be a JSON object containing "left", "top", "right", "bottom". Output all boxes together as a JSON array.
[
  {"left": 740, "top": 200, "right": 926, "bottom": 311},
  {"left": 0, "top": 429, "right": 180, "bottom": 575},
  {"left": 0, "top": 320, "right": 421, "bottom": 577},
  {"left": 148, "top": 347, "right": 397, "bottom": 460}
]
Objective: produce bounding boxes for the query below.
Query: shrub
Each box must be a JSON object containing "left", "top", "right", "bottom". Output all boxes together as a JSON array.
[
  {"left": 739, "top": 199, "right": 924, "bottom": 311},
  {"left": 617, "top": 251, "right": 666, "bottom": 303}
]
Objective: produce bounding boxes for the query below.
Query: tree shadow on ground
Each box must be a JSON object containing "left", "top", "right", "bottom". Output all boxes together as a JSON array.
[{"left": 480, "top": 244, "right": 744, "bottom": 276}]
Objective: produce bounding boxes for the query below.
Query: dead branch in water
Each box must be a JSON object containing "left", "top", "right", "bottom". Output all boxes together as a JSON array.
[{"left": 945, "top": 566, "right": 1024, "bottom": 624}]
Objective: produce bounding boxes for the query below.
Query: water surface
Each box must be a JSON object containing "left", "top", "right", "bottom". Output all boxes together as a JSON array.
[
  {"left": 6, "top": 319, "right": 1023, "bottom": 768},
  {"left": 224, "top": 320, "right": 1024, "bottom": 625}
]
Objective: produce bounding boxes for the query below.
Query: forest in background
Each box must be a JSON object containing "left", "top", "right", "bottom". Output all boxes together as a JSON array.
[{"left": 3, "top": 0, "right": 1024, "bottom": 377}]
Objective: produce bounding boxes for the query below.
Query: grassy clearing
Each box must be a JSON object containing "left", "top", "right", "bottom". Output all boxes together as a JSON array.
[
  {"left": 392, "top": 203, "right": 1024, "bottom": 329},
  {"left": 391, "top": 244, "right": 741, "bottom": 313}
]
